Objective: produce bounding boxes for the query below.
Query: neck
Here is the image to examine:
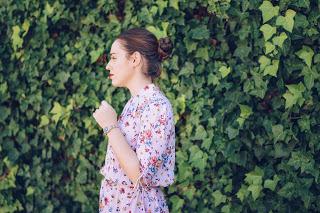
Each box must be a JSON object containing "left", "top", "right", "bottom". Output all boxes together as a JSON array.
[{"left": 127, "top": 76, "right": 153, "bottom": 97}]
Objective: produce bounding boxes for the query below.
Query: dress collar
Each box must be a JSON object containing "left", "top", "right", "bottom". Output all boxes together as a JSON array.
[{"left": 129, "top": 83, "right": 158, "bottom": 100}]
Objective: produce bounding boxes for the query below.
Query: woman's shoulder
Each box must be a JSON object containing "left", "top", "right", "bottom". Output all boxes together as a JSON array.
[
  {"left": 149, "top": 90, "right": 173, "bottom": 110},
  {"left": 138, "top": 89, "right": 173, "bottom": 116}
]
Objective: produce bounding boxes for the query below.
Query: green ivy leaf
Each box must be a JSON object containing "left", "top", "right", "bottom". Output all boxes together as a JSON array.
[
  {"left": 278, "top": 182, "right": 294, "bottom": 198},
  {"left": 259, "top": 55, "right": 271, "bottom": 70},
  {"left": 189, "top": 145, "right": 207, "bottom": 171},
  {"left": 190, "top": 26, "right": 210, "bottom": 40},
  {"left": 282, "top": 82, "right": 306, "bottom": 109},
  {"left": 219, "top": 66, "right": 231, "bottom": 78},
  {"left": 264, "top": 175, "right": 280, "bottom": 191},
  {"left": 212, "top": 190, "right": 227, "bottom": 207},
  {"left": 66, "top": 52, "right": 73, "bottom": 63},
  {"left": 221, "top": 203, "right": 231, "bottom": 213},
  {"left": 239, "top": 104, "right": 252, "bottom": 119},
  {"left": 178, "top": 62, "right": 194, "bottom": 76},
  {"left": 184, "top": 37, "right": 197, "bottom": 53},
  {"left": 288, "top": 151, "right": 315, "bottom": 174},
  {"left": 263, "top": 59, "right": 279, "bottom": 77},
  {"left": 22, "top": 20, "right": 30, "bottom": 37},
  {"left": 193, "top": 125, "right": 208, "bottom": 140},
  {"left": 259, "top": 1, "right": 279, "bottom": 23},
  {"left": 0, "top": 159, "right": 18, "bottom": 190},
  {"left": 50, "top": 102, "right": 63, "bottom": 124},
  {"left": 90, "top": 49, "right": 104, "bottom": 64},
  {"left": 276, "top": 9, "right": 296, "bottom": 32},
  {"left": 74, "top": 188, "right": 87, "bottom": 203},
  {"left": 301, "top": 67, "right": 314, "bottom": 90},
  {"left": 45, "top": 2, "right": 54, "bottom": 16},
  {"left": 304, "top": 68, "right": 319, "bottom": 91},
  {"left": 236, "top": 185, "right": 249, "bottom": 202},
  {"left": 272, "top": 32, "right": 288, "bottom": 48},
  {"left": 260, "top": 24, "right": 277, "bottom": 41},
  {"left": 39, "top": 115, "right": 50, "bottom": 127},
  {"left": 156, "top": 0, "right": 168, "bottom": 15},
  {"left": 233, "top": 42, "right": 251, "bottom": 59},
  {"left": 272, "top": 124, "right": 285, "bottom": 142},
  {"left": 296, "top": 46, "right": 314, "bottom": 68},
  {"left": 247, "top": 184, "right": 262, "bottom": 201},
  {"left": 297, "top": 115, "right": 310, "bottom": 132},
  {"left": 146, "top": 25, "right": 167, "bottom": 40},
  {"left": 237, "top": 104, "right": 252, "bottom": 127},
  {"left": 170, "top": 195, "right": 184, "bottom": 212},
  {"left": 175, "top": 94, "right": 186, "bottom": 115},
  {"left": 264, "top": 42, "right": 275, "bottom": 54},
  {"left": 11, "top": 26, "right": 23, "bottom": 51},
  {"left": 245, "top": 166, "right": 264, "bottom": 200},
  {"left": 208, "top": 73, "right": 220, "bottom": 86},
  {"left": 26, "top": 186, "right": 35, "bottom": 196},
  {"left": 195, "top": 47, "right": 209, "bottom": 61},
  {"left": 245, "top": 166, "right": 264, "bottom": 185},
  {"left": 169, "top": 0, "right": 179, "bottom": 10},
  {"left": 226, "top": 126, "right": 239, "bottom": 139}
]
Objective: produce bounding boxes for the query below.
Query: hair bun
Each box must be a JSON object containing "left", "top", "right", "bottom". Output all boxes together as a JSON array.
[{"left": 158, "top": 37, "right": 173, "bottom": 62}]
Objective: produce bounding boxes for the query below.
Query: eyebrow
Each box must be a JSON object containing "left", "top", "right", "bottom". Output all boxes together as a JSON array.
[{"left": 110, "top": 53, "right": 117, "bottom": 55}]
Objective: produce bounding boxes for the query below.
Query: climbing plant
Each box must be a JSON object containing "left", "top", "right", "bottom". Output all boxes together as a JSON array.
[{"left": 1, "top": 0, "right": 320, "bottom": 212}]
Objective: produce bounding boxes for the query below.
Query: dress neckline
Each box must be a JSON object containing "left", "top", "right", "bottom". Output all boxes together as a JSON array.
[{"left": 129, "top": 83, "right": 158, "bottom": 100}]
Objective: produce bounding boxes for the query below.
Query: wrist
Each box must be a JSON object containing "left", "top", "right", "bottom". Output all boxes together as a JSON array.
[
  {"left": 106, "top": 126, "right": 119, "bottom": 138},
  {"left": 102, "top": 123, "right": 119, "bottom": 136}
]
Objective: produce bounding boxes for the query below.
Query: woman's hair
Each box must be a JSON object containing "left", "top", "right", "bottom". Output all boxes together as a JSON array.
[{"left": 116, "top": 27, "right": 173, "bottom": 80}]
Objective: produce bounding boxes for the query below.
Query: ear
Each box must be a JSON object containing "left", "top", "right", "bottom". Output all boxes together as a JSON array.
[{"left": 131, "top": 51, "right": 142, "bottom": 67}]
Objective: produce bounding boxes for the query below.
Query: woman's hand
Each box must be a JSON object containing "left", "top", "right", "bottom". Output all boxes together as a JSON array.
[{"left": 92, "top": 100, "right": 118, "bottom": 129}]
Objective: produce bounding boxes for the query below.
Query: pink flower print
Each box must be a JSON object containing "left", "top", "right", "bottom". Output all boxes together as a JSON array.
[
  {"left": 104, "top": 197, "right": 109, "bottom": 205},
  {"left": 150, "top": 156, "right": 162, "bottom": 168},
  {"left": 159, "top": 115, "right": 166, "bottom": 125},
  {"left": 150, "top": 156, "right": 158, "bottom": 165},
  {"left": 120, "top": 188, "right": 125, "bottom": 194},
  {"left": 145, "top": 129, "right": 152, "bottom": 139}
]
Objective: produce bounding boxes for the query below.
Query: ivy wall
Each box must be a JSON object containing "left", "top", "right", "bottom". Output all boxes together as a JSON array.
[{"left": 1, "top": 0, "right": 320, "bottom": 212}]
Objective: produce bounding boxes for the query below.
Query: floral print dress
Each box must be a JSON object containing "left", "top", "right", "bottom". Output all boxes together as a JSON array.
[{"left": 99, "top": 83, "right": 175, "bottom": 213}]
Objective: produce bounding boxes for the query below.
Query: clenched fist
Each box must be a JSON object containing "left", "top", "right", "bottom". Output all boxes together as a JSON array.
[{"left": 92, "top": 100, "right": 118, "bottom": 129}]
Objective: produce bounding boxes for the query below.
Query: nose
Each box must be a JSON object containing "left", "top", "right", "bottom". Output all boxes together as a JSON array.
[{"left": 105, "top": 61, "right": 110, "bottom": 71}]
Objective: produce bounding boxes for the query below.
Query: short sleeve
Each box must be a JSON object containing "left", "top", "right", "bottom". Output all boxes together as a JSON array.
[{"left": 134, "top": 101, "right": 175, "bottom": 189}]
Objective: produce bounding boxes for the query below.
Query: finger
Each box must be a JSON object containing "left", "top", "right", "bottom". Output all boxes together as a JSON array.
[
  {"left": 99, "top": 106, "right": 108, "bottom": 114},
  {"left": 100, "top": 102, "right": 109, "bottom": 111},
  {"left": 101, "top": 100, "right": 109, "bottom": 108}
]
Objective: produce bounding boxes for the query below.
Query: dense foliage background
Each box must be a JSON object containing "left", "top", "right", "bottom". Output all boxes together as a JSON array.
[{"left": 1, "top": 0, "right": 320, "bottom": 212}]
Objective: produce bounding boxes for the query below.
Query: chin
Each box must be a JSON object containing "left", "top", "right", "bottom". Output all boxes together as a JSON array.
[{"left": 111, "top": 80, "right": 122, "bottom": 88}]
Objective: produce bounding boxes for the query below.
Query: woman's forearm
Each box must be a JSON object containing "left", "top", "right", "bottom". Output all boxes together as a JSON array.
[{"left": 106, "top": 127, "right": 141, "bottom": 185}]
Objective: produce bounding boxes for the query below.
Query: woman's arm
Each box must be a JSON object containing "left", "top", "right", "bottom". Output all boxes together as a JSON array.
[{"left": 106, "top": 127, "right": 141, "bottom": 185}]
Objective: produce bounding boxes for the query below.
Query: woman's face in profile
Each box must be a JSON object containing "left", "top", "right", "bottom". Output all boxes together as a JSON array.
[{"left": 105, "top": 39, "right": 134, "bottom": 87}]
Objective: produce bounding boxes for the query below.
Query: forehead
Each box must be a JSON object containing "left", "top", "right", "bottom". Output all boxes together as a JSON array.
[{"left": 110, "top": 40, "right": 125, "bottom": 55}]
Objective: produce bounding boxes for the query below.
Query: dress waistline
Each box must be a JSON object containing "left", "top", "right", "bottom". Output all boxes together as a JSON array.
[{"left": 103, "top": 178, "right": 160, "bottom": 191}]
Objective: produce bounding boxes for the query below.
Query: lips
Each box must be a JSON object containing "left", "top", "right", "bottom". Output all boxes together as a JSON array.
[{"left": 108, "top": 74, "right": 114, "bottom": 78}]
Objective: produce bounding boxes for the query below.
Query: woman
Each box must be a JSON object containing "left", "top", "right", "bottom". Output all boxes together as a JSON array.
[{"left": 92, "top": 27, "right": 175, "bottom": 212}]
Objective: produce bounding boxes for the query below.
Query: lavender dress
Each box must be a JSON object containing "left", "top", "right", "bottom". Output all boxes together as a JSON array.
[{"left": 99, "top": 83, "right": 175, "bottom": 213}]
